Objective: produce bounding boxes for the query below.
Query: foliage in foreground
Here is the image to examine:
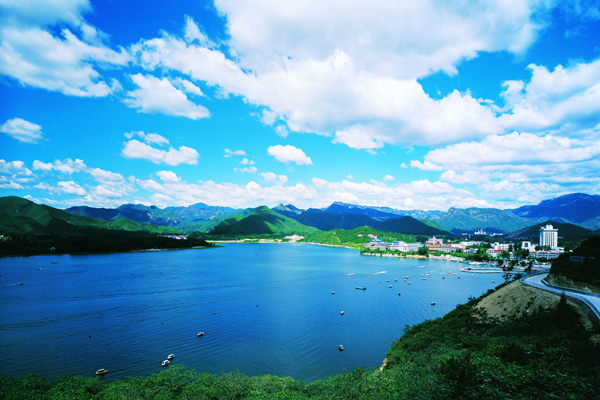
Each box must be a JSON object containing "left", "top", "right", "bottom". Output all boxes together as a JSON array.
[{"left": 2, "top": 284, "right": 599, "bottom": 400}]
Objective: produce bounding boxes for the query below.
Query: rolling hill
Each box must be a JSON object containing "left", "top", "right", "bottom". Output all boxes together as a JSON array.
[
  {"left": 505, "top": 220, "right": 596, "bottom": 241},
  {"left": 292, "top": 211, "right": 380, "bottom": 231},
  {"left": 209, "top": 206, "right": 321, "bottom": 236},
  {"left": 0, "top": 196, "right": 177, "bottom": 235},
  {"left": 376, "top": 216, "right": 451, "bottom": 236}
]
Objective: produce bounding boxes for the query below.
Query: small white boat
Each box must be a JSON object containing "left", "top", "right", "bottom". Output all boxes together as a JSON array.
[
  {"left": 167, "top": 354, "right": 175, "bottom": 360},
  {"left": 340, "top": 311, "right": 344, "bottom": 315},
  {"left": 431, "top": 302, "right": 436, "bottom": 305},
  {"left": 95, "top": 369, "right": 107, "bottom": 375},
  {"left": 161, "top": 360, "right": 170, "bottom": 367},
  {"left": 388, "top": 285, "right": 392, "bottom": 288},
  {"left": 338, "top": 345, "right": 344, "bottom": 351},
  {"left": 197, "top": 332, "right": 205, "bottom": 337},
  {"left": 331, "top": 291, "right": 335, "bottom": 294}
]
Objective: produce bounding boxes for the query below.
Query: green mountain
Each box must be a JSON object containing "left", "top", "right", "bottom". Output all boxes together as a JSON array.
[
  {"left": 293, "top": 211, "right": 380, "bottom": 231},
  {"left": 65, "top": 206, "right": 126, "bottom": 221},
  {"left": 505, "top": 220, "right": 595, "bottom": 241},
  {"left": 301, "top": 226, "right": 415, "bottom": 248},
  {"left": 209, "top": 206, "right": 321, "bottom": 236},
  {"left": 0, "top": 196, "right": 177, "bottom": 235},
  {"left": 376, "top": 216, "right": 451, "bottom": 236},
  {"left": 433, "top": 207, "right": 533, "bottom": 233},
  {"left": 419, "top": 218, "right": 453, "bottom": 234},
  {"left": 166, "top": 202, "right": 239, "bottom": 221}
]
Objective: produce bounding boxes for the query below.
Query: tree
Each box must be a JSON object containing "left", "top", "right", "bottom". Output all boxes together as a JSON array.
[{"left": 418, "top": 245, "right": 429, "bottom": 256}]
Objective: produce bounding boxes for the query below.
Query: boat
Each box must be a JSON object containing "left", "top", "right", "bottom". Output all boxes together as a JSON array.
[
  {"left": 95, "top": 369, "right": 107, "bottom": 375},
  {"left": 340, "top": 311, "right": 344, "bottom": 315},
  {"left": 167, "top": 354, "right": 175, "bottom": 360},
  {"left": 355, "top": 286, "right": 366, "bottom": 290},
  {"left": 197, "top": 332, "right": 204, "bottom": 337},
  {"left": 338, "top": 345, "right": 344, "bottom": 351},
  {"left": 431, "top": 302, "right": 436, "bottom": 305},
  {"left": 161, "top": 360, "right": 170, "bottom": 367},
  {"left": 388, "top": 285, "right": 392, "bottom": 288},
  {"left": 331, "top": 291, "right": 335, "bottom": 294}
]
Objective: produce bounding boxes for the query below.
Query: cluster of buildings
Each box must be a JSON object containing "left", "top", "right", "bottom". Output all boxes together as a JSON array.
[{"left": 362, "top": 224, "right": 565, "bottom": 260}]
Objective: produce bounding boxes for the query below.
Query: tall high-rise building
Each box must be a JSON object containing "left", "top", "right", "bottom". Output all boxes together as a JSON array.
[{"left": 539, "top": 224, "right": 558, "bottom": 248}]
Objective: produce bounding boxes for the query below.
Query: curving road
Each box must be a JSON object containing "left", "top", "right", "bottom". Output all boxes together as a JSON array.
[{"left": 522, "top": 273, "right": 600, "bottom": 322}]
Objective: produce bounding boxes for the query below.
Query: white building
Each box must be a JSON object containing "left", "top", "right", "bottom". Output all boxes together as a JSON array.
[
  {"left": 389, "top": 241, "right": 409, "bottom": 252},
  {"left": 539, "top": 224, "right": 558, "bottom": 248},
  {"left": 493, "top": 243, "right": 509, "bottom": 251},
  {"left": 521, "top": 241, "right": 533, "bottom": 250}
]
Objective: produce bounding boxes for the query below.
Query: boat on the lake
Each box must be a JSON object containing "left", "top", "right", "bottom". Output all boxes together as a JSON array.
[
  {"left": 167, "top": 354, "right": 175, "bottom": 360},
  {"left": 355, "top": 286, "right": 366, "bottom": 290},
  {"left": 161, "top": 360, "right": 170, "bottom": 366},
  {"left": 95, "top": 369, "right": 107, "bottom": 375}
]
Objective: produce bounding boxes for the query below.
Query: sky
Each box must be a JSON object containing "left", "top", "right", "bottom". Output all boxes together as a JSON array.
[{"left": 1, "top": 0, "right": 600, "bottom": 212}]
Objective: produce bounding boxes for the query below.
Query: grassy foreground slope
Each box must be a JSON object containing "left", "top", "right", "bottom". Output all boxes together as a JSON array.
[{"left": 3, "top": 279, "right": 598, "bottom": 400}]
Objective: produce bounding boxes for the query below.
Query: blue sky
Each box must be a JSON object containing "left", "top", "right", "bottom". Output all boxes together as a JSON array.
[{"left": 1, "top": 0, "right": 600, "bottom": 211}]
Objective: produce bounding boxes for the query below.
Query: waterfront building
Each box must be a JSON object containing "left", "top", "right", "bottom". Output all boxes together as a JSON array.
[{"left": 539, "top": 224, "right": 558, "bottom": 248}]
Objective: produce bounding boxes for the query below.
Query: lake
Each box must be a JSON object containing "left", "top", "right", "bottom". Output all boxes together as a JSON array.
[{"left": 0, "top": 243, "right": 502, "bottom": 382}]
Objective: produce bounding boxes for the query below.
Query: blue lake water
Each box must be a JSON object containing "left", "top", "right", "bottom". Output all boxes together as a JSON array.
[{"left": 0, "top": 243, "right": 502, "bottom": 382}]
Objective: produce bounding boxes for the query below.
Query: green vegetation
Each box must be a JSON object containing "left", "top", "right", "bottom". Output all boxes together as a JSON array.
[
  {"left": 0, "top": 196, "right": 179, "bottom": 235},
  {"left": 2, "top": 280, "right": 599, "bottom": 399},
  {"left": 0, "top": 232, "right": 215, "bottom": 257},
  {"left": 549, "top": 236, "right": 600, "bottom": 288},
  {"left": 300, "top": 226, "right": 414, "bottom": 249},
  {"left": 209, "top": 206, "right": 321, "bottom": 236}
]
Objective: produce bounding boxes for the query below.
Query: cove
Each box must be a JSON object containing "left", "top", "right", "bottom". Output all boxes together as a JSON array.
[{"left": 0, "top": 243, "right": 501, "bottom": 382}]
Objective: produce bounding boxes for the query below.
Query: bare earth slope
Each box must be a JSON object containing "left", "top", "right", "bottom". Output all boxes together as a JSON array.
[{"left": 476, "top": 280, "right": 594, "bottom": 331}]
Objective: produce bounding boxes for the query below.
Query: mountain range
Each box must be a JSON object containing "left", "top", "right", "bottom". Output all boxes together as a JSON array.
[{"left": 2, "top": 192, "right": 600, "bottom": 239}]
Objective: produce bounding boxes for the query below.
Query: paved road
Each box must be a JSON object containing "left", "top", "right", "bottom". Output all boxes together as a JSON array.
[{"left": 522, "top": 273, "right": 600, "bottom": 320}]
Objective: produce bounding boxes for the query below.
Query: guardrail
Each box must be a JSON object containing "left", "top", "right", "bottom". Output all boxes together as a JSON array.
[{"left": 521, "top": 272, "right": 600, "bottom": 328}]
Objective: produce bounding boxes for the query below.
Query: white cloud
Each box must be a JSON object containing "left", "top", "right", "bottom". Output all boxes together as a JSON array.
[
  {"left": 0, "top": 24, "right": 127, "bottom": 97},
  {"left": 224, "top": 148, "right": 247, "bottom": 157},
  {"left": 410, "top": 160, "right": 444, "bottom": 171},
  {"left": 383, "top": 174, "right": 394, "bottom": 181},
  {"left": 275, "top": 125, "right": 288, "bottom": 138},
  {"left": 0, "top": 159, "right": 34, "bottom": 183},
  {"left": 123, "top": 131, "right": 169, "bottom": 145},
  {"left": 172, "top": 77, "right": 204, "bottom": 96},
  {"left": 240, "top": 158, "right": 255, "bottom": 165},
  {"left": 0, "top": 118, "right": 44, "bottom": 143},
  {"left": 259, "top": 172, "right": 288, "bottom": 185},
  {"left": 32, "top": 158, "right": 87, "bottom": 174},
  {"left": 183, "top": 14, "right": 214, "bottom": 47},
  {"left": 0, "top": 180, "right": 25, "bottom": 189},
  {"left": 35, "top": 180, "right": 87, "bottom": 196},
  {"left": 234, "top": 166, "right": 258, "bottom": 174},
  {"left": 215, "top": 0, "right": 544, "bottom": 78},
  {"left": 267, "top": 145, "right": 312, "bottom": 165},
  {"left": 156, "top": 170, "right": 182, "bottom": 183},
  {"left": 33, "top": 160, "right": 53, "bottom": 170},
  {"left": 89, "top": 168, "right": 125, "bottom": 182},
  {"left": 124, "top": 74, "right": 210, "bottom": 119},
  {"left": 122, "top": 140, "right": 199, "bottom": 166},
  {"left": 499, "top": 58, "right": 600, "bottom": 137},
  {"left": 346, "top": 174, "right": 353, "bottom": 180}
]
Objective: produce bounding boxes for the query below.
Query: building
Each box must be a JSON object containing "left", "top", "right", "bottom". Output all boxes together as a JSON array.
[
  {"left": 539, "top": 224, "right": 558, "bottom": 248},
  {"left": 521, "top": 241, "right": 533, "bottom": 250},
  {"left": 427, "top": 236, "right": 443, "bottom": 246},
  {"left": 285, "top": 235, "right": 305, "bottom": 242},
  {"left": 493, "top": 243, "right": 509, "bottom": 251},
  {"left": 389, "top": 241, "right": 408, "bottom": 252}
]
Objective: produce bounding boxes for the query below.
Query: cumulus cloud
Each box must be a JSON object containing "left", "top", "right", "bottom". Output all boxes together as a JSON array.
[
  {"left": 234, "top": 166, "right": 258, "bottom": 173},
  {"left": 499, "top": 58, "right": 600, "bottom": 137},
  {"left": 124, "top": 74, "right": 210, "bottom": 119},
  {"left": 240, "top": 158, "right": 255, "bottom": 165},
  {"left": 32, "top": 158, "right": 87, "bottom": 174},
  {"left": 383, "top": 174, "right": 395, "bottom": 181},
  {"left": 156, "top": 170, "right": 182, "bottom": 183},
  {"left": 0, "top": 1, "right": 128, "bottom": 97},
  {"left": 259, "top": 172, "right": 288, "bottom": 185},
  {"left": 122, "top": 140, "right": 199, "bottom": 166},
  {"left": 0, "top": 118, "right": 45, "bottom": 143},
  {"left": 410, "top": 160, "right": 444, "bottom": 171},
  {"left": 224, "top": 148, "right": 246, "bottom": 157},
  {"left": 267, "top": 145, "right": 312, "bottom": 165}
]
